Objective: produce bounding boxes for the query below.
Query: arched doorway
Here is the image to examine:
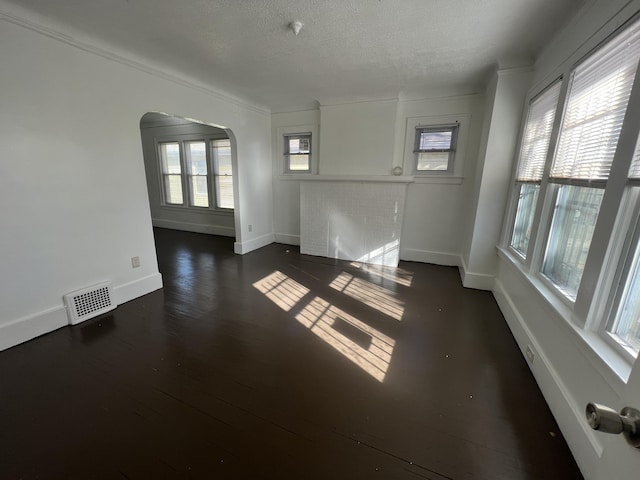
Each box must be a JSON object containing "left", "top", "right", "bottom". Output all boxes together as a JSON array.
[{"left": 139, "top": 112, "right": 240, "bottom": 249}]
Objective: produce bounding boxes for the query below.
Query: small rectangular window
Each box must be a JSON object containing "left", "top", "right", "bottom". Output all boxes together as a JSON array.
[
  {"left": 160, "top": 142, "right": 183, "bottom": 205},
  {"left": 284, "top": 133, "right": 311, "bottom": 173},
  {"left": 413, "top": 125, "right": 458, "bottom": 173}
]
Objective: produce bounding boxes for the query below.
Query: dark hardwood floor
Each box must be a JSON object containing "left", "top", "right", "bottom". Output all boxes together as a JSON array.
[{"left": 0, "top": 228, "right": 583, "bottom": 479}]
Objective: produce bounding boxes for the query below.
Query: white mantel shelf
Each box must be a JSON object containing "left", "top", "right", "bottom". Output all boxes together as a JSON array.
[{"left": 296, "top": 175, "right": 414, "bottom": 183}]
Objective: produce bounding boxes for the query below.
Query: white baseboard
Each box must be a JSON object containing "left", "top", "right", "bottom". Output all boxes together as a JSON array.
[
  {"left": 274, "top": 233, "right": 300, "bottom": 246},
  {"left": 0, "top": 306, "right": 68, "bottom": 352},
  {"left": 459, "top": 256, "right": 494, "bottom": 290},
  {"left": 152, "top": 218, "right": 235, "bottom": 237},
  {"left": 234, "top": 233, "right": 275, "bottom": 254},
  {"left": 493, "top": 279, "right": 601, "bottom": 476},
  {"left": 0, "top": 273, "right": 164, "bottom": 352},
  {"left": 400, "top": 248, "right": 461, "bottom": 266},
  {"left": 113, "top": 273, "right": 163, "bottom": 305}
]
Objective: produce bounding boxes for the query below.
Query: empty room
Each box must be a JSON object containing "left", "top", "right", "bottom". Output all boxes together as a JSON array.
[{"left": 1, "top": 0, "right": 640, "bottom": 478}]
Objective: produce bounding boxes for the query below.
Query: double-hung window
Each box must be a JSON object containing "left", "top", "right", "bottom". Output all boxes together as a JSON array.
[
  {"left": 413, "top": 125, "right": 458, "bottom": 174},
  {"left": 541, "top": 23, "right": 640, "bottom": 300},
  {"left": 159, "top": 142, "right": 183, "bottom": 205},
  {"left": 185, "top": 141, "right": 209, "bottom": 208},
  {"left": 509, "top": 82, "right": 562, "bottom": 258},
  {"left": 504, "top": 15, "right": 640, "bottom": 362},
  {"left": 284, "top": 133, "right": 312, "bottom": 173},
  {"left": 211, "top": 139, "right": 234, "bottom": 209},
  {"left": 158, "top": 137, "right": 234, "bottom": 210}
]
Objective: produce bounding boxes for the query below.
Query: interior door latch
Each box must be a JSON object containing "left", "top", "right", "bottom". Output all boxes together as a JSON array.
[{"left": 586, "top": 402, "right": 640, "bottom": 448}]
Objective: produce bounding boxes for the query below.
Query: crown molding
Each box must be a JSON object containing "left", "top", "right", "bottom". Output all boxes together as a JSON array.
[{"left": 0, "top": 9, "right": 271, "bottom": 117}]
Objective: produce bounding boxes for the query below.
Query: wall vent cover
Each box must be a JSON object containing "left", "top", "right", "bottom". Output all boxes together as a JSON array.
[{"left": 64, "top": 281, "right": 116, "bottom": 325}]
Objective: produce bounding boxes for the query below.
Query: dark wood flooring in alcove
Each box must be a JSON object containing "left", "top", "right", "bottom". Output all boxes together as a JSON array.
[{"left": 0, "top": 228, "right": 583, "bottom": 479}]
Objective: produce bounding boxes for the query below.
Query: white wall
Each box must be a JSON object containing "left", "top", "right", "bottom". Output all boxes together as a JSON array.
[
  {"left": 319, "top": 100, "right": 398, "bottom": 175},
  {"left": 463, "top": 67, "right": 532, "bottom": 289},
  {"left": 271, "top": 109, "right": 320, "bottom": 245},
  {"left": 140, "top": 117, "right": 235, "bottom": 237},
  {"left": 399, "top": 95, "right": 485, "bottom": 266},
  {"left": 494, "top": 1, "right": 640, "bottom": 478},
  {"left": 0, "top": 9, "right": 272, "bottom": 351},
  {"left": 272, "top": 96, "right": 485, "bottom": 268}
]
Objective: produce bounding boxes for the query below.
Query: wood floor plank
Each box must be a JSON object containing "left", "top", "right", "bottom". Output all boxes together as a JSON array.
[{"left": 0, "top": 228, "right": 583, "bottom": 479}]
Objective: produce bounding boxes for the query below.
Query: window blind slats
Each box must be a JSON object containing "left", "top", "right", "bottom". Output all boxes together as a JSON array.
[
  {"left": 516, "top": 81, "right": 562, "bottom": 182},
  {"left": 418, "top": 130, "right": 453, "bottom": 151},
  {"left": 551, "top": 19, "right": 640, "bottom": 181}
]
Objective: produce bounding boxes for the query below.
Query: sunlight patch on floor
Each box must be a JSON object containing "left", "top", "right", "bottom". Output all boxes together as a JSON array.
[
  {"left": 252, "top": 271, "right": 309, "bottom": 312},
  {"left": 349, "top": 261, "right": 414, "bottom": 287},
  {"left": 253, "top": 271, "right": 395, "bottom": 382},
  {"left": 329, "top": 272, "right": 405, "bottom": 320},
  {"left": 296, "top": 297, "right": 395, "bottom": 382}
]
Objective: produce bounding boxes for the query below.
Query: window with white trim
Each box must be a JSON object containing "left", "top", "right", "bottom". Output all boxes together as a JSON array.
[
  {"left": 212, "top": 139, "right": 234, "bottom": 209},
  {"left": 603, "top": 143, "right": 640, "bottom": 357},
  {"left": 541, "top": 20, "right": 640, "bottom": 301},
  {"left": 158, "top": 137, "right": 234, "bottom": 210},
  {"left": 413, "top": 124, "right": 458, "bottom": 174},
  {"left": 509, "top": 81, "right": 561, "bottom": 258},
  {"left": 284, "top": 133, "right": 311, "bottom": 173},
  {"left": 503, "top": 15, "right": 640, "bottom": 360}
]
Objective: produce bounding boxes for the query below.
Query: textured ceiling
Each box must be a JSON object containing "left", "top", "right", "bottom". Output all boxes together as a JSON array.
[{"left": 1, "top": 0, "right": 586, "bottom": 111}]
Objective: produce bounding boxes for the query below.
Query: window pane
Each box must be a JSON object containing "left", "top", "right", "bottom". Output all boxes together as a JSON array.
[
  {"left": 212, "top": 139, "right": 234, "bottom": 209},
  {"left": 216, "top": 176, "right": 234, "bottom": 209},
  {"left": 286, "top": 136, "right": 310, "bottom": 154},
  {"left": 164, "top": 174, "right": 183, "bottom": 204},
  {"left": 551, "top": 18, "right": 640, "bottom": 181},
  {"left": 417, "top": 152, "right": 449, "bottom": 171},
  {"left": 542, "top": 185, "right": 604, "bottom": 300},
  {"left": 161, "top": 143, "right": 181, "bottom": 174},
  {"left": 419, "top": 130, "right": 452, "bottom": 150},
  {"left": 213, "top": 141, "right": 232, "bottom": 175},
  {"left": 516, "top": 82, "right": 562, "bottom": 182},
  {"left": 190, "top": 176, "right": 209, "bottom": 207},
  {"left": 610, "top": 242, "right": 640, "bottom": 355},
  {"left": 187, "top": 142, "right": 207, "bottom": 175},
  {"left": 289, "top": 154, "right": 310, "bottom": 171},
  {"left": 510, "top": 183, "right": 540, "bottom": 257}
]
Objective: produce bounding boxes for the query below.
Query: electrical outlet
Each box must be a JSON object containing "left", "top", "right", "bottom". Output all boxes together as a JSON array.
[
  {"left": 248, "top": 224, "right": 253, "bottom": 232},
  {"left": 525, "top": 345, "right": 535, "bottom": 364},
  {"left": 131, "top": 256, "right": 141, "bottom": 268}
]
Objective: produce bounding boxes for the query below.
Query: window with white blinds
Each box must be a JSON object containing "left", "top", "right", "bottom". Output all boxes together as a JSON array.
[
  {"left": 509, "top": 81, "right": 562, "bottom": 258},
  {"left": 516, "top": 81, "right": 562, "bottom": 183},
  {"left": 550, "top": 20, "right": 640, "bottom": 182},
  {"left": 502, "top": 14, "right": 640, "bottom": 361}
]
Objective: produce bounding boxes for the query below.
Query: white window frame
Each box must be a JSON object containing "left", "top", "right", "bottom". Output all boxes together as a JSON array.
[
  {"left": 276, "top": 124, "right": 319, "bottom": 177},
  {"left": 412, "top": 124, "right": 458, "bottom": 175},
  {"left": 498, "top": 13, "right": 640, "bottom": 380},
  {"left": 403, "top": 114, "right": 469, "bottom": 184},
  {"left": 506, "top": 80, "right": 563, "bottom": 263},
  {"left": 156, "top": 133, "right": 234, "bottom": 212}
]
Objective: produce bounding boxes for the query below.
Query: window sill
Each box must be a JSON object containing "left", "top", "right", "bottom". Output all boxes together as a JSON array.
[
  {"left": 496, "top": 245, "right": 631, "bottom": 393},
  {"left": 279, "top": 175, "right": 415, "bottom": 183},
  {"left": 159, "top": 205, "right": 234, "bottom": 216}
]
